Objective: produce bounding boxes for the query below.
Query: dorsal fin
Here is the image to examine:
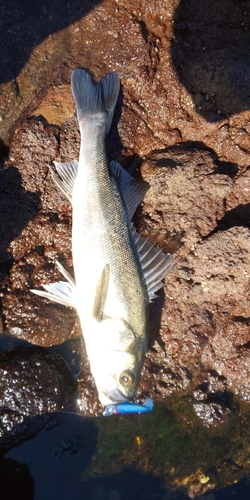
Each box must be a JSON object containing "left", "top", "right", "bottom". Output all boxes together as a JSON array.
[
  {"left": 110, "top": 160, "right": 149, "bottom": 219},
  {"left": 132, "top": 226, "right": 174, "bottom": 302}
]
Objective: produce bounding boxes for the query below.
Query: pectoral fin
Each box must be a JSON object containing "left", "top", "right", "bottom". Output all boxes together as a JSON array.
[
  {"left": 31, "top": 261, "right": 76, "bottom": 308},
  {"left": 92, "top": 264, "right": 110, "bottom": 322}
]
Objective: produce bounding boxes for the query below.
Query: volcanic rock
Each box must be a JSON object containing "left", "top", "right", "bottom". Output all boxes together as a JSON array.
[{"left": 0, "top": 0, "right": 250, "bottom": 424}]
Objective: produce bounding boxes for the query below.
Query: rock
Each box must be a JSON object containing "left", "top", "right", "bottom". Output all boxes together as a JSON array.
[
  {"left": 3, "top": 290, "right": 77, "bottom": 346},
  {"left": 0, "top": 344, "right": 77, "bottom": 451},
  {"left": 135, "top": 146, "right": 234, "bottom": 253},
  {"left": 0, "top": 0, "right": 250, "bottom": 422},
  {"left": 192, "top": 399, "right": 231, "bottom": 429},
  {"left": 172, "top": 0, "right": 250, "bottom": 120},
  {"left": 1, "top": 119, "right": 81, "bottom": 346},
  {"left": 1, "top": 0, "right": 250, "bottom": 172},
  {"left": 191, "top": 371, "right": 232, "bottom": 428},
  {"left": 1, "top": 119, "right": 250, "bottom": 420},
  {"left": 135, "top": 147, "right": 250, "bottom": 409}
]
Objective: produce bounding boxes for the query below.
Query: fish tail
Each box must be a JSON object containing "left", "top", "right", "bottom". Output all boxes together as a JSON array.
[{"left": 71, "top": 68, "right": 120, "bottom": 132}]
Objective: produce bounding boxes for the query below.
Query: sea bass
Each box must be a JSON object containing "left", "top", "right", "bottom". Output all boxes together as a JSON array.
[{"left": 32, "top": 68, "right": 173, "bottom": 407}]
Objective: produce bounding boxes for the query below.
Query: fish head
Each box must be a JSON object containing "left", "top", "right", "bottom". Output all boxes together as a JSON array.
[
  {"left": 87, "top": 317, "right": 146, "bottom": 407},
  {"left": 103, "top": 350, "right": 140, "bottom": 405}
]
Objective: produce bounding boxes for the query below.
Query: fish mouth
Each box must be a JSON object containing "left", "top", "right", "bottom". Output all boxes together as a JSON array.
[{"left": 105, "top": 387, "right": 129, "bottom": 403}]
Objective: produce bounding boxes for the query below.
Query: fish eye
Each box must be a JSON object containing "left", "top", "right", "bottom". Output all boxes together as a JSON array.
[{"left": 119, "top": 371, "right": 135, "bottom": 387}]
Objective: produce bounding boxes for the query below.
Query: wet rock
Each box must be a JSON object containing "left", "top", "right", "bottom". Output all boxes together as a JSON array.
[
  {"left": 0, "top": 345, "right": 77, "bottom": 451},
  {"left": 0, "top": 0, "right": 250, "bottom": 417},
  {"left": 1, "top": 123, "right": 250, "bottom": 415},
  {"left": 1, "top": 119, "right": 80, "bottom": 346},
  {"left": 134, "top": 148, "right": 250, "bottom": 405},
  {"left": 192, "top": 370, "right": 228, "bottom": 401},
  {"left": 191, "top": 370, "right": 233, "bottom": 428},
  {"left": 0, "top": 163, "right": 40, "bottom": 263},
  {"left": 0, "top": 0, "right": 77, "bottom": 148},
  {"left": 172, "top": 0, "right": 250, "bottom": 120},
  {"left": 152, "top": 224, "right": 250, "bottom": 402},
  {"left": 3, "top": 290, "right": 77, "bottom": 346},
  {"left": 192, "top": 399, "right": 231, "bottom": 429},
  {"left": 1, "top": 0, "right": 250, "bottom": 173}
]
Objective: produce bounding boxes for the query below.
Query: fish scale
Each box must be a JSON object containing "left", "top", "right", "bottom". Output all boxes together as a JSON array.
[{"left": 73, "top": 118, "right": 148, "bottom": 333}]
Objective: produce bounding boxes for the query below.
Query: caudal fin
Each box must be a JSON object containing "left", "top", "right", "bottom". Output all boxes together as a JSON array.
[{"left": 71, "top": 68, "right": 120, "bottom": 133}]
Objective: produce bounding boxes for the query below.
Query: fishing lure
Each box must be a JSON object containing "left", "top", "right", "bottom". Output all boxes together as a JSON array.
[{"left": 103, "top": 397, "right": 153, "bottom": 416}]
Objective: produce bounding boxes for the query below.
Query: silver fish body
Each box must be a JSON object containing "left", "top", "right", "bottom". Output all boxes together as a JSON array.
[
  {"left": 32, "top": 69, "right": 173, "bottom": 407},
  {"left": 71, "top": 70, "right": 148, "bottom": 404}
]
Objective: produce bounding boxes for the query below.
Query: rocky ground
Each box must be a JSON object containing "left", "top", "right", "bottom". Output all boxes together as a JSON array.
[{"left": 0, "top": 0, "right": 250, "bottom": 495}]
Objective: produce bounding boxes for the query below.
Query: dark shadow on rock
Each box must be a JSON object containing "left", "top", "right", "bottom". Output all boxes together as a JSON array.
[
  {"left": 168, "top": 140, "right": 239, "bottom": 178},
  {"left": 108, "top": 82, "right": 132, "bottom": 167},
  {"left": 48, "top": 338, "right": 82, "bottom": 380},
  {"left": 0, "top": 138, "right": 8, "bottom": 161},
  {"left": 0, "top": 164, "right": 41, "bottom": 273},
  {"left": 0, "top": 454, "right": 34, "bottom": 500},
  {"left": 0, "top": 0, "right": 101, "bottom": 85},
  {"left": 148, "top": 288, "right": 166, "bottom": 352},
  {"left": 171, "top": 0, "right": 250, "bottom": 122},
  {"left": 217, "top": 203, "right": 250, "bottom": 231},
  {"left": 0, "top": 332, "right": 36, "bottom": 351}
]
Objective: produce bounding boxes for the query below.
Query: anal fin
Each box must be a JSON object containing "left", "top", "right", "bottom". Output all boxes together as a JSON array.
[{"left": 50, "top": 159, "right": 79, "bottom": 202}]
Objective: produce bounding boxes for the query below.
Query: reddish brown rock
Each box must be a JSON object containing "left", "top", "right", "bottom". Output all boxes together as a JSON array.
[
  {"left": 1, "top": 120, "right": 79, "bottom": 346},
  {"left": 133, "top": 146, "right": 250, "bottom": 413},
  {"left": 135, "top": 146, "right": 234, "bottom": 253},
  {"left": 140, "top": 222, "right": 250, "bottom": 404},
  {"left": 1, "top": 0, "right": 250, "bottom": 173},
  {"left": 0, "top": 0, "right": 250, "bottom": 422},
  {"left": 226, "top": 169, "right": 250, "bottom": 210},
  {"left": 3, "top": 290, "right": 77, "bottom": 346},
  {"left": 1, "top": 118, "right": 250, "bottom": 419}
]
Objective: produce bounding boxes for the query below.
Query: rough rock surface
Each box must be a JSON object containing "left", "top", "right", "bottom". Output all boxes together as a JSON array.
[
  {"left": 0, "top": 343, "right": 77, "bottom": 451},
  {"left": 1, "top": 0, "right": 250, "bottom": 172},
  {"left": 135, "top": 149, "right": 250, "bottom": 409},
  {"left": 1, "top": 124, "right": 250, "bottom": 422},
  {"left": 0, "top": 0, "right": 249, "bottom": 428},
  {"left": 137, "top": 146, "right": 250, "bottom": 400}
]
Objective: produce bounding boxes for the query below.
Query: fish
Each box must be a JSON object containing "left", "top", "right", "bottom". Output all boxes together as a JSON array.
[{"left": 31, "top": 68, "right": 174, "bottom": 408}]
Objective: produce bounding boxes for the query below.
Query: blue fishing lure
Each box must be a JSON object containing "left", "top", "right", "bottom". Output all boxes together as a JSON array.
[{"left": 103, "top": 397, "right": 153, "bottom": 416}]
